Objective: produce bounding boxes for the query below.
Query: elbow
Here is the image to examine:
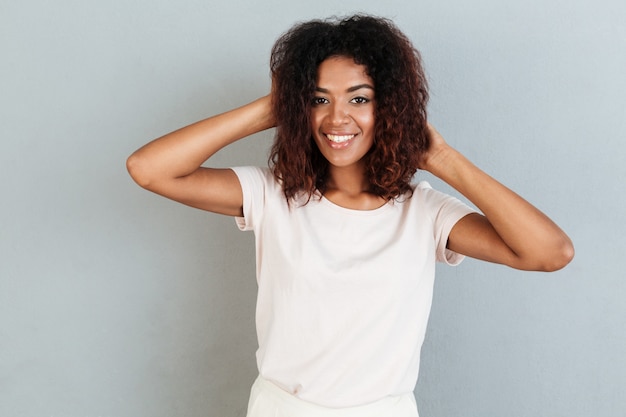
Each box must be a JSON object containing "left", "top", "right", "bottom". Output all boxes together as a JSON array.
[
  {"left": 537, "top": 238, "right": 575, "bottom": 272},
  {"left": 511, "top": 235, "right": 575, "bottom": 272},
  {"left": 126, "top": 153, "right": 154, "bottom": 189}
]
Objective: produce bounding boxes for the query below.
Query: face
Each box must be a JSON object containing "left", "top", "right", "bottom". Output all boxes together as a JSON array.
[{"left": 310, "top": 56, "right": 376, "bottom": 172}]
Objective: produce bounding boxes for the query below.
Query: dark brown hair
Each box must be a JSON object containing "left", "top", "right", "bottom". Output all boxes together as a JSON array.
[{"left": 269, "top": 14, "right": 429, "bottom": 202}]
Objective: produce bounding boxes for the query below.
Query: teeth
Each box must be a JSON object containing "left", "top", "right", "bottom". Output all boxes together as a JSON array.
[{"left": 327, "top": 134, "right": 355, "bottom": 143}]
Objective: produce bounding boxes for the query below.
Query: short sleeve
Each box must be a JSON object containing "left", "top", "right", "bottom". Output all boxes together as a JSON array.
[
  {"left": 230, "top": 166, "right": 272, "bottom": 231},
  {"left": 416, "top": 181, "right": 476, "bottom": 265}
]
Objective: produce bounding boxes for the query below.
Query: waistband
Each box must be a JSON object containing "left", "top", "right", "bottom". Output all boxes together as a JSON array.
[{"left": 246, "top": 375, "right": 418, "bottom": 417}]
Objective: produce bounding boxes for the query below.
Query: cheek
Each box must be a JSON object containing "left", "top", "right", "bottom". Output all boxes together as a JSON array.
[
  {"left": 308, "top": 110, "right": 318, "bottom": 130},
  {"left": 358, "top": 111, "right": 376, "bottom": 132}
]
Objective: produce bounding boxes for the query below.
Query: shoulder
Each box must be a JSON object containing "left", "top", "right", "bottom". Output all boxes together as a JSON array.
[
  {"left": 230, "top": 166, "right": 280, "bottom": 193},
  {"left": 410, "top": 180, "right": 458, "bottom": 203},
  {"left": 407, "top": 180, "right": 448, "bottom": 205},
  {"left": 230, "top": 166, "right": 273, "bottom": 183},
  {"left": 404, "top": 180, "right": 475, "bottom": 220}
]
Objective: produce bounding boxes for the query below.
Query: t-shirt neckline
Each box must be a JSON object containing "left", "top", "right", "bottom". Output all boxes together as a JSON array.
[{"left": 318, "top": 194, "right": 395, "bottom": 216}]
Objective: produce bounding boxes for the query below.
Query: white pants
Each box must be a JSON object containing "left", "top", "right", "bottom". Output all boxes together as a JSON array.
[{"left": 246, "top": 376, "right": 419, "bottom": 417}]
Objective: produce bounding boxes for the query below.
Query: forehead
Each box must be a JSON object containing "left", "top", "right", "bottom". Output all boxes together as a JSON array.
[{"left": 316, "top": 56, "right": 373, "bottom": 87}]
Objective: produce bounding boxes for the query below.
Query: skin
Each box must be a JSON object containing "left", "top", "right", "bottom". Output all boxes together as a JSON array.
[
  {"left": 127, "top": 55, "right": 574, "bottom": 272},
  {"left": 310, "top": 56, "right": 384, "bottom": 210}
]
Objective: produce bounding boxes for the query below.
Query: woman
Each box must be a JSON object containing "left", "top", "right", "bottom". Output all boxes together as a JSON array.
[{"left": 127, "top": 15, "right": 573, "bottom": 417}]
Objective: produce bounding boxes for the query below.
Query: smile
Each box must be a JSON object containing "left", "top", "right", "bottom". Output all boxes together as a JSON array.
[{"left": 326, "top": 134, "right": 356, "bottom": 143}]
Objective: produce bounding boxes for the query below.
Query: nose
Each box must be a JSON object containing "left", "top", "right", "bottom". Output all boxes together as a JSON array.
[{"left": 329, "top": 102, "right": 349, "bottom": 125}]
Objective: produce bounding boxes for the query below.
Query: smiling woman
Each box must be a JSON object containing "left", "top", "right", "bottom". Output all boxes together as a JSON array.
[
  {"left": 309, "top": 56, "right": 378, "bottom": 206},
  {"left": 126, "top": 14, "right": 574, "bottom": 417},
  {"left": 269, "top": 16, "right": 429, "bottom": 204}
]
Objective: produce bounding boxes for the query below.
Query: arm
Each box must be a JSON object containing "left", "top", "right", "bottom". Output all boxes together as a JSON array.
[
  {"left": 420, "top": 124, "right": 574, "bottom": 272},
  {"left": 126, "top": 95, "right": 275, "bottom": 217}
]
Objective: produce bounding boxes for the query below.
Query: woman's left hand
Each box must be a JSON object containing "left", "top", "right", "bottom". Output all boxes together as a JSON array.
[
  {"left": 422, "top": 123, "right": 574, "bottom": 272},
  {"left": 418, "top": 123, "right": 453, "bottom": 176}
]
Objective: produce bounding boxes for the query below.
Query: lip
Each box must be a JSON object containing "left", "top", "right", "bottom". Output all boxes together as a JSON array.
[{"left": 324, "top": 133, "right": 358, "bottom": 149}]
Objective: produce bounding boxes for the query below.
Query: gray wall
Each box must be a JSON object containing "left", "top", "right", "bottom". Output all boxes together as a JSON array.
[{"left": 2, "top": 0, "right": 624, "bottom": 416}]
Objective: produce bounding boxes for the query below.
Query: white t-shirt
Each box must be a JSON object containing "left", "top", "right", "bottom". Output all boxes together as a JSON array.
[{"left": 232, "top": 166, "right": 475, "bottom": 408}]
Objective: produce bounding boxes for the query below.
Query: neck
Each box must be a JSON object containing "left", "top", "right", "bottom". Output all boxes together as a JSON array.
[
  {"left": 326, "top": 164, "right": 368, "bottom": 195},
  {"left": 324, "top": 164, "right": 386, "bottom": 210}
]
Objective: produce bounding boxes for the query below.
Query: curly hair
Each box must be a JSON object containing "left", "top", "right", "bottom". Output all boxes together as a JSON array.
[{"left": 269, "top": 14, "right": 429, "bottom": 202}]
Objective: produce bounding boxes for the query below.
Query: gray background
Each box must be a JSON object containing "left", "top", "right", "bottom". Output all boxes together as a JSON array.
[{"left": 2, "top": 0, "right": 624, "bottom": 416}]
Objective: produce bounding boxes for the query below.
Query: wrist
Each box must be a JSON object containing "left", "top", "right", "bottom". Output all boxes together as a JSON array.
[
  {"left": 250, "top": 95, "right": 276, "bottom": 133},
  {"left": 422, "top": 143, "right": 459, "bottom": 178}
]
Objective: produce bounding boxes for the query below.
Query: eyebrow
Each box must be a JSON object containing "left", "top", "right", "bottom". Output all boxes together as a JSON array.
[{"left": 315, "top": 84, "right": 375, "bottom": 93}]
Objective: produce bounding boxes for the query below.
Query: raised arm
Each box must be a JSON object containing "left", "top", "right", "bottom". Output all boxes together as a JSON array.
[
  {"left": 126, "top": 95, "right": 274, "bottom": 216},
  {"left": 420, "top": 124, "right": 574, "bottom": 272}
]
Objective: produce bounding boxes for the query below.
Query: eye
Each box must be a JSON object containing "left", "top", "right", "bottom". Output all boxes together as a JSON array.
[
  {"left": 350, "top": 96, "right": 370, "bottom": 104},
  {"left": 312, "top": 97, "right": 329, "bottom": 105}
]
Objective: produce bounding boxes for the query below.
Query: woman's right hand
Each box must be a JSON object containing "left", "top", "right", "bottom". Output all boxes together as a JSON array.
[{"left": 126, "top": 94, "right": 275, "bottom": 216}]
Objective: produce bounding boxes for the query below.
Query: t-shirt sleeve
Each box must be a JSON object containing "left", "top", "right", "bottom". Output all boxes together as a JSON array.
[
  {"left": 230, "top": 166, "right": 272, "bottom": 231},
  {"left": 417, "top": 181, "right": 477, "bottom": 266}
]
